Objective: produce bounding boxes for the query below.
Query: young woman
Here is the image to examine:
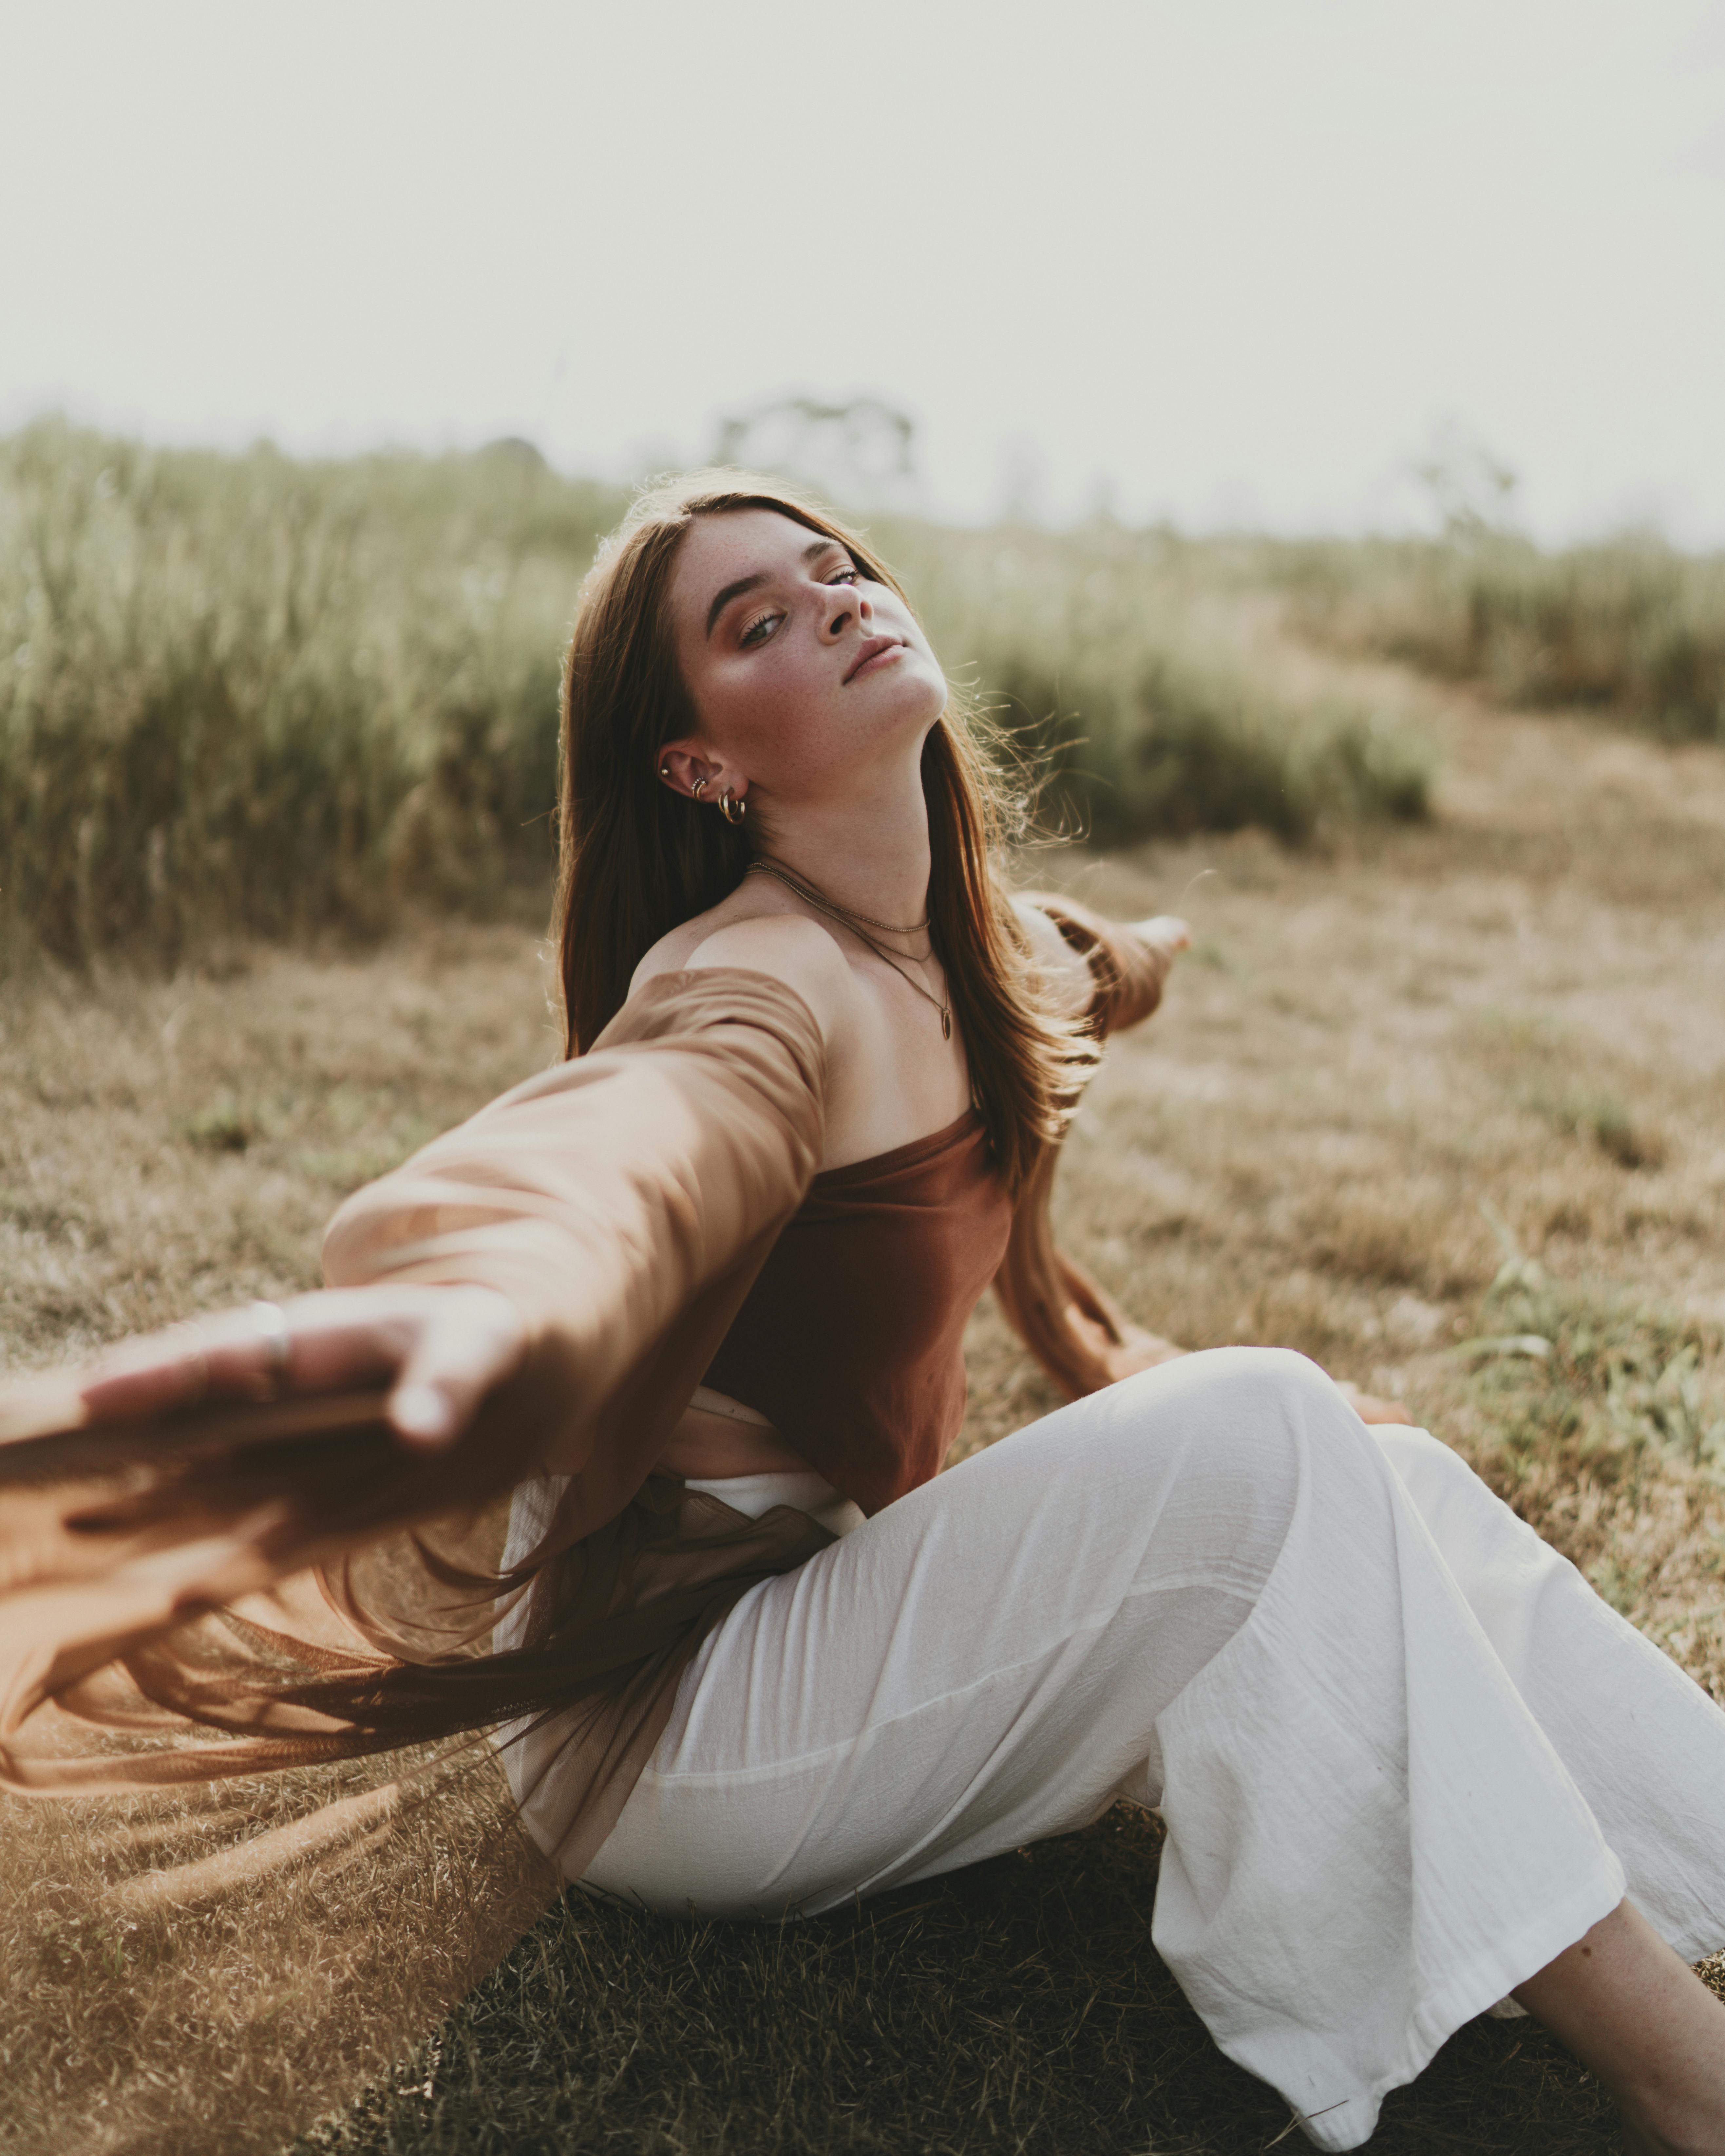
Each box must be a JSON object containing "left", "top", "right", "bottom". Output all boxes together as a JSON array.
[{"left": 8, "top": 474, "right": 1725, "bottom": 2153}]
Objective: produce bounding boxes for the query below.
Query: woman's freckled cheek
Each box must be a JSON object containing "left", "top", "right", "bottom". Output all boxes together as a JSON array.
[{"left": 715, "top": 655, "right": 834, "bottom": 757}]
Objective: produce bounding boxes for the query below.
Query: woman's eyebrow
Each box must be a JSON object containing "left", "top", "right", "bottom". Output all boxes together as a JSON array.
[
  {"left": 704, "top": 540, "right": 842, "bottom": 640},
  {"left": 705, "top": 574, "right": 764, "bottom": 639}
]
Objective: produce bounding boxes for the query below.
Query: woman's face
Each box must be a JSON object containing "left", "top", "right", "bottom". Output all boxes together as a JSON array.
[{"left": 661, "top": 507, "right": 947, "bottom": 812}]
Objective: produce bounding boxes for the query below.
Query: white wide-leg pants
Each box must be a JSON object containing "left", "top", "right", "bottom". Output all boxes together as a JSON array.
[{"left": 502, "top": 1348, "right": 1725, "bottom": 2151}]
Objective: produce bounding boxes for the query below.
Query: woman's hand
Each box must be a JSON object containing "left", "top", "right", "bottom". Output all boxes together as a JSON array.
[
  {"left": 1133, "top": 914, "right": 1192, "bottom": 963},
  {"left": 79, "top": 1284, "right": 528, "bottom": 1452},
  {"left": 1335, "top": 1378, "right": 1416, "bottom": 1427}
]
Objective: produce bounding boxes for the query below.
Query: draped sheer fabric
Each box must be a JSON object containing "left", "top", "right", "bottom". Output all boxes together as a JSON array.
[{"left": 0, "top": 898, "right": 1176, "bottom": 2154}]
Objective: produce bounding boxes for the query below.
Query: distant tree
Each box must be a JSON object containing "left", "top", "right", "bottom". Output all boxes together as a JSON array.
[
  {"left": 1410, "top": 419, "right": 1520, "bottom": 542},
  {"left": 478, "top": 437, "right": 549, "bottom": 472},
  {"left": 711, "top": 394, "right": 919, "bottom": 512}
]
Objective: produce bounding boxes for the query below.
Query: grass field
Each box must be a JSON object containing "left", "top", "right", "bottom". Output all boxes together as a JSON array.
[
  {"left": 0, "top": 424, "right": 1438, "bottom": 971},
  {"left": 10, "top": 426, "right": 1721, "bottom": 983},
  {"left": 4, "top": 609, "right": 1724, "bottom": 2150},
  {"left": 1282, "top": 530, "right": 1725, "bottom": 743}
]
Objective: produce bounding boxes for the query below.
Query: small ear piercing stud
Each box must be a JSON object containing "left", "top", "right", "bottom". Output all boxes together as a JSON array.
[{"left": 659, "top": 763, "right": 671, "bottom": 779}]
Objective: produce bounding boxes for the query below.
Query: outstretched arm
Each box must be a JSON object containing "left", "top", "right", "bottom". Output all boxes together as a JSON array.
[
  {"left": 83, "top": 925, "right": 850, "bottom": 1472},
  {"left": 1012, "top": 891, "right": 1190, "bottom": 1035},
  {"left": 1002, "top": 892, "right": 1412, "bottom": 1425},
  {"left": 0, "top": 963, "right": 836, "bottom": 1768},
  {"left": 993, "top": 895, "right": 1191, "bottom": 1400}
]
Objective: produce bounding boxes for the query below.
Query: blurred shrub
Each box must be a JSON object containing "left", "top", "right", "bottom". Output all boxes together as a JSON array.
[
  {"left": 0, "top": 421, "right": 621, "bottom": 967},
  {"left": 1282, "top": 531, "right": 1725, "bottom": 741},
  {"left": 884, "top": 519, "right": 1434, "bottom": 844},
  {"left": 0, "top": 428, "right": 1432, "bottom": 969}
]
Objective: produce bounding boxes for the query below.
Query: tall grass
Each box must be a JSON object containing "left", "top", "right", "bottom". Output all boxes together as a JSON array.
[
  {"left": 0, "top": 426, "right": 1432, "bottom": 970},
  {"left": 1283, "top": 531, "right": 1725, "bottom": 741},
  {"left": 0, "top": 422, "right": 622, "bottom": 967},
  {"left": 890, "top": 518, "right": 1434, "bottom": 844}
]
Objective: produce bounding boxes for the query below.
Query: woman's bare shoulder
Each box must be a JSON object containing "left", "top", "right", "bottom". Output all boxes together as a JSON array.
[
  {"left": 629, "top": 899, "right": 737, "bottom": 985},
  {"left": 630, "top": 902, "right": 858, "bottom": 1043}
]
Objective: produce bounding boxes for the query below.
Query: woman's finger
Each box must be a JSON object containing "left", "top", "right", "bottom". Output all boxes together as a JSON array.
[
  {"left": 1336, "top": 1380, "right": 1416, "bottom": 1427},
  {"left": 81, "top": 1299, "right": 331, "bottom": 1420},
  {"left": 78, "top": 1287, "right": 521, "bottom": 1437},
  {"left": 1139, "top": 914, "right": 1192, "bottom": 955},
  {"left": 79, "top": 1313, "right": 245, "bottom": 1420},
  {"left": 385, "top": 1288, "right": 526, "bottom": 1451}
]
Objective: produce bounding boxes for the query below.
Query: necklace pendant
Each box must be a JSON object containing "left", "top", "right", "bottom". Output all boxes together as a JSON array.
[{"left": 940, "top": 1007, "right": 952, "bottom": 1040}]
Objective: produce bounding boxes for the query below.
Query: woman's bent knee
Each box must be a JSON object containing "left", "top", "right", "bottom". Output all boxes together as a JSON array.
[
  {"left": 1083, "top": 1348, "right": 1355, "bottom": 1592},
  {"left": 1106, "top": 1345, "right": 1353, "bottom": 1483}
]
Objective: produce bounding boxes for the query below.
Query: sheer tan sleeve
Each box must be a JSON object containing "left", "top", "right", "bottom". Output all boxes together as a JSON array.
[
  {"left": 0, "top": 967, "right": 826, "bottom": 1786},
  {"left": 0, "top": 969, "right": 831, "bottom": 2154},
  {"left": 994, "top": 896, "right": 1185, "bottom": 1399},
  {"left": 1014, "top": 889, "right": 1177, "bottom": 1038},
  {"left": 322, "top": 966, "right": 826, "bottom": 1516}
]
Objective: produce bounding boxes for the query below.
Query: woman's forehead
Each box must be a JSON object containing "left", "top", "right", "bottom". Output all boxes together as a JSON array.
[{"left": 673, "top": 508, "right": 827, "bottom": 600}]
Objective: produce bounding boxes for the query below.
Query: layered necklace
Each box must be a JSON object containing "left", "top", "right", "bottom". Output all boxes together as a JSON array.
[{"left": 744, "top": 855, "right": 952, "bottom": 1040}]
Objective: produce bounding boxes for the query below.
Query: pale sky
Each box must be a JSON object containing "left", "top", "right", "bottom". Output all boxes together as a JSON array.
[{"left": 3, "top": 0, "right": 1722, "bottom": 540}]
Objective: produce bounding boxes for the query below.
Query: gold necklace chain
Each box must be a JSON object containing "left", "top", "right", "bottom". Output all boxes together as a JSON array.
[
  {"left": 743, "top": 858, "right": 952, "bottom": 1041},
  {"left": 745, "top": 856, "right": 930, "bottom": 935}
]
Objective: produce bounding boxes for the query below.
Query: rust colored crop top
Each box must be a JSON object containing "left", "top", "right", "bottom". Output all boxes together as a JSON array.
[{"left": 701, "top": 1108, "right": 1013, "bottom": 1515}]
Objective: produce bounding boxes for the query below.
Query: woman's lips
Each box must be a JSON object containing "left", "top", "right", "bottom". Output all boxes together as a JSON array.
[{"left": 844, "top": 636, "right": 905, "bottom": 684}]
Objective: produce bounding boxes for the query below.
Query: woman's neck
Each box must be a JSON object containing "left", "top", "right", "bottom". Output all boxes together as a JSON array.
[{"left": 755, "top": 759, "right": 933, "bottom": 931}]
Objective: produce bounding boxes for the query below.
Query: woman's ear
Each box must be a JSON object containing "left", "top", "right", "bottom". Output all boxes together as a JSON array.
[{"left": 658, "top": 742, "right": 738, "bottom": 802}]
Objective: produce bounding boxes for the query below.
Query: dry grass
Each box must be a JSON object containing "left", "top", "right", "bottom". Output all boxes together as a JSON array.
[
  {"left": 0, "top": 1746, "right": 555, "bottom": 2156},
  {"left": 1281, "top": 531, "right": 1725, "bottom": 741},
  {"left": 289, "top": 1810, "right": 1637, "bottom": 2156},
  {"left": 0, "top": 916, "right": 562, "bottom": 1365},
  {"left": 4, "top": 661, "right": 1725, "bottom": 2152}
]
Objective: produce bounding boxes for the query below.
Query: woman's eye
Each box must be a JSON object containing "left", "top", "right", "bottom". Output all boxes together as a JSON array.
[
  {"left": 826, "top": 566, "right": 860, "bottom": 586},
  {"left": 738, "top": 609, "right": 782, "bottom": 648}
]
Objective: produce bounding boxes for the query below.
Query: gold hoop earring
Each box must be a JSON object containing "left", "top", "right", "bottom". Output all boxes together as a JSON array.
[
  {"left": 719, "top": 789, "right": 747, "bottom": 826},
  {"left": 691, "top": 777, "right": 709, "bottom": 799}
]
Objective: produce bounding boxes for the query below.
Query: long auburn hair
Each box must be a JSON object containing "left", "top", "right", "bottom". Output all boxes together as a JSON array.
[{"left": 553, "top": 470, "right": 1090, "bottom": 1195}]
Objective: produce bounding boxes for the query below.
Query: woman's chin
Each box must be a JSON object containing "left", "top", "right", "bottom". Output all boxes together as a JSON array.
[{"left": 876, "top": 664, "right": 951, "bottom": 735}]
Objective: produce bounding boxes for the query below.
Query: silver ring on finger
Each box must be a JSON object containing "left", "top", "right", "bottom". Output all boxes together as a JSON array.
[{"left": 249, "top": 1300, "right": 292, "bottom": 1399}]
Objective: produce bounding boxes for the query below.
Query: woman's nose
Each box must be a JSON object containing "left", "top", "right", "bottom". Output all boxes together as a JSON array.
[{"left": 820, "top": 585, "right": 870, "bottom": 640}]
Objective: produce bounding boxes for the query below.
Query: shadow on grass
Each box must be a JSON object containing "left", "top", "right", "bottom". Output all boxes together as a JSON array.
[{"left": 295, "top": 1804, "right": 1618, "bottom": 2156}]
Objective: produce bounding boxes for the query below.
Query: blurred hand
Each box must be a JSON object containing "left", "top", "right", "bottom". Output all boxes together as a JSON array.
[
  {"left": 79, "top": 1284, "right": 527, "bottom": 1452},
  {"left": 1335, "top": 1379, "right": 1415, "bottom": 1427},
  {"left": 1135, "top": 915, "right": 1192, "bottom": 963}
]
